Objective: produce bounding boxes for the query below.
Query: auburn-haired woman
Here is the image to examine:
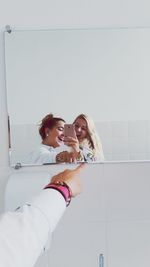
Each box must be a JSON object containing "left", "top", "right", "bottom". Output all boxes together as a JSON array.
[{"left": 25, "top": 114, "right": 75, "bottom": 164}]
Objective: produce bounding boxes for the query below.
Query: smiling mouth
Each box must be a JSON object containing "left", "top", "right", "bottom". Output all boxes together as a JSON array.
[{"left": 58, "top": 137, "right": 64, "bottom": 142}]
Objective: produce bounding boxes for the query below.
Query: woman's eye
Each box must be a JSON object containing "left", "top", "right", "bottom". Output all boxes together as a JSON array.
[
  {"left": 58, "top": 127, "right": 63, "bottom": 131},
  {"left": 75, "top": 124, "right": 79, "bottom": 128}
]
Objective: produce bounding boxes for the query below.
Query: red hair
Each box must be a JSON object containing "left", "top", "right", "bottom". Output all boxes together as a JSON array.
[{"left": 39, "top": 113, "right": 65, "bottom": 140}]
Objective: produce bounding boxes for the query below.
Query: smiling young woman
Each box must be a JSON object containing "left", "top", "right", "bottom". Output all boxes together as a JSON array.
[
  {"left": 24, "top": 114, "right": 70, "bottom": 164},
  {"left": 73, "top": 114, "right": 104, "bottom": 162},
  {"left": 39, "top": 114, "right": 65, "bottom": 148}
]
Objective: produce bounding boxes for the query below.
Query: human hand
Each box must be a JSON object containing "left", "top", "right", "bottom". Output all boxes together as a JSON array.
[
  {"left": 56, "top": 151, "right": 71, "bottom": 163},
  {"left": 56, "top": 151, "right": 78, "bottom": 163},
  {"left": 64, "top": 136, "right": 80, "bottom": 154},
  {"left": 50, "top": 164, "right": 85, "bottom": 197}
]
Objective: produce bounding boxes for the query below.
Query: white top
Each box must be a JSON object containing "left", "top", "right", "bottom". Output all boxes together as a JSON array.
[
  {"left": 24, "top": 144, "right": 71, "bottom": 165},
  {"left": 0, "top": 189, "right": 66, "bottom": 267},
  {"left": 24, "top": 144, "right": 57, "bottom": 164}
]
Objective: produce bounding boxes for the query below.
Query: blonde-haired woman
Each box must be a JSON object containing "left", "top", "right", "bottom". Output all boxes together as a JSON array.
[{"left": 73, "top": 114, "right": 104, "bottom": 162}]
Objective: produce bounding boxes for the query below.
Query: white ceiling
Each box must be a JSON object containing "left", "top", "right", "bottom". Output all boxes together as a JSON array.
[{"left": 0, "top": 0, "right": 150, "bottom": 29}]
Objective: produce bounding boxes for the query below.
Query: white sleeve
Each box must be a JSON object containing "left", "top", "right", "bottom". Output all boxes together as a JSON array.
[
  {"left": 25, "top": 150, "right": 57, "bottom": 164},
  {"left": 0, "top": 189, "right": 66, "bottom": 267},
  {"left": 36, "top": 151, "right": 57, "bottom": 164}
]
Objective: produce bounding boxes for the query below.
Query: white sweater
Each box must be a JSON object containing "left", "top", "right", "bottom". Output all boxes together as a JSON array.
[{"left": 0, "top": 189, "right": 66, "bottom": 267}]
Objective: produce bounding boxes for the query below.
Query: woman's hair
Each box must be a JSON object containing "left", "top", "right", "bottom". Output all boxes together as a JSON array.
[
  {"left": 73, "top": 114, "right": 104, "bottom": 160},
  {"left": 39, "top": 113, "right": 65, "bottom": 140}
]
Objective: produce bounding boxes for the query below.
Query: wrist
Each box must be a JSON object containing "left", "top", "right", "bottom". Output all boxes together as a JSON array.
[
  {"left": 44, "top": 181, "right": 72, "bottom": 206},
  {"left": 77, "top": 151, "right": 84, "bottom": 161}
]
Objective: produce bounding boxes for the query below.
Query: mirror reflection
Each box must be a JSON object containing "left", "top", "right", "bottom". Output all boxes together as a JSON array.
[
  {"left": 4, "top": 28, "right": 150, "bottom": 166},
  {"left": 24, "top": 113, "right": 104, "bottom": 165}
]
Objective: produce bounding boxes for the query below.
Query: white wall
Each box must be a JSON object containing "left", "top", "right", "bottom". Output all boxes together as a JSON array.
[
  {"left": 5, "top": 28, "right": 131, "bottom": 124},
  {"left": 1, "top": 0, "right": 150, "bottom": 169},
  {"left": 9, "top": 120, "right": 150, "bottom": 164},
  {"left": 5, "top": 28, "right": 150, "bottom": 124},
  {"left": 1, "top": 0, "right": 150, "bottom": 29},
  {"left": 4, "top": 27, "right": 150, "bottom": 163},
  {"left": 1, "top": 1, "right": 150, "bottom": 266},
  {"left": 4, "top": 162, "right": 150, "bottom": 267}
]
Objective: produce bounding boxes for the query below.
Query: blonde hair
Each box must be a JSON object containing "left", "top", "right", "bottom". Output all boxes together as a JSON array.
[{"left": 73, "top": 114, "right": 104, "bottom": 161}]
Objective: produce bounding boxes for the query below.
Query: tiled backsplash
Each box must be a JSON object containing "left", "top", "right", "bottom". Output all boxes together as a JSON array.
[
  {"left": 10, "top": 120, "right": 150, "bottom": 163},
  {"left": 96, "top": 120, "right": 150, "bottom": 161}
]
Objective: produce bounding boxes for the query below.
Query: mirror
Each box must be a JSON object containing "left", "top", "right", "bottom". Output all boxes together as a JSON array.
[{"left": 4, "top": 28, "right": 150, "bottom": 166}]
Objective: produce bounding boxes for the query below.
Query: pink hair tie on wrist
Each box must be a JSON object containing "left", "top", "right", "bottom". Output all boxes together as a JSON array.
[{"left": 44, "top": 181, "right": 72, "bottom": 207}]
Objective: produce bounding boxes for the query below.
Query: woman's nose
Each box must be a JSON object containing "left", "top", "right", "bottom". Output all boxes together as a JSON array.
[{"left": 77, "top": 127, "right": 82, "bottom": 132}]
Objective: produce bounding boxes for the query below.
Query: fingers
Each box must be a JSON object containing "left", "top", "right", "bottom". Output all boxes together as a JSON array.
[
  {"left": 50, "top": 163, "right": 85, "bottom": 197},
  {"left": 61, "top": 163, "right": 85, "bottom": 174},
  {"left": 72, "top": 163, "right": 86, "bottom": 173},
  {"left": 51, "top": 163, "right": 85, "bottom": 181},
  {"left": 56, "top": 151, "right": 71, "bottom": 163},
  {"left": 64, "top": 136, "right": 79, "bottom": 147},
  {"left": 64, "top": 136, "right": 78, "bottom": 142}
]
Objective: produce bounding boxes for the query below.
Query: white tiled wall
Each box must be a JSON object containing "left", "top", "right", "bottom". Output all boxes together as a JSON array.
[
  {"left": 5, "top": 162, "right": 150, "bottom": 267},
  {"left": 107, "top": 221, "right": 150, "bottom": 267},
  {"left": 10, "top": 120, "right": 150, "bottom": 164},
  {"left": 96, "top": 120, "right": 150, "bottom": 161}
]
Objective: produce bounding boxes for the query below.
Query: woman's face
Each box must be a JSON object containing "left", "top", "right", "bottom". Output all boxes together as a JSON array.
[
  {"left": 74, "top": 118, "right": 88, "bottom": 142},
  {"left": 46, "top": 121, "right": 65, "bottom": 148}
]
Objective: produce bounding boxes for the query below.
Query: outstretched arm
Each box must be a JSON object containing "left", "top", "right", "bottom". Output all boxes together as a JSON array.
[{"left": 0, "top": 164, "right": 85, "bottom": 267}]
